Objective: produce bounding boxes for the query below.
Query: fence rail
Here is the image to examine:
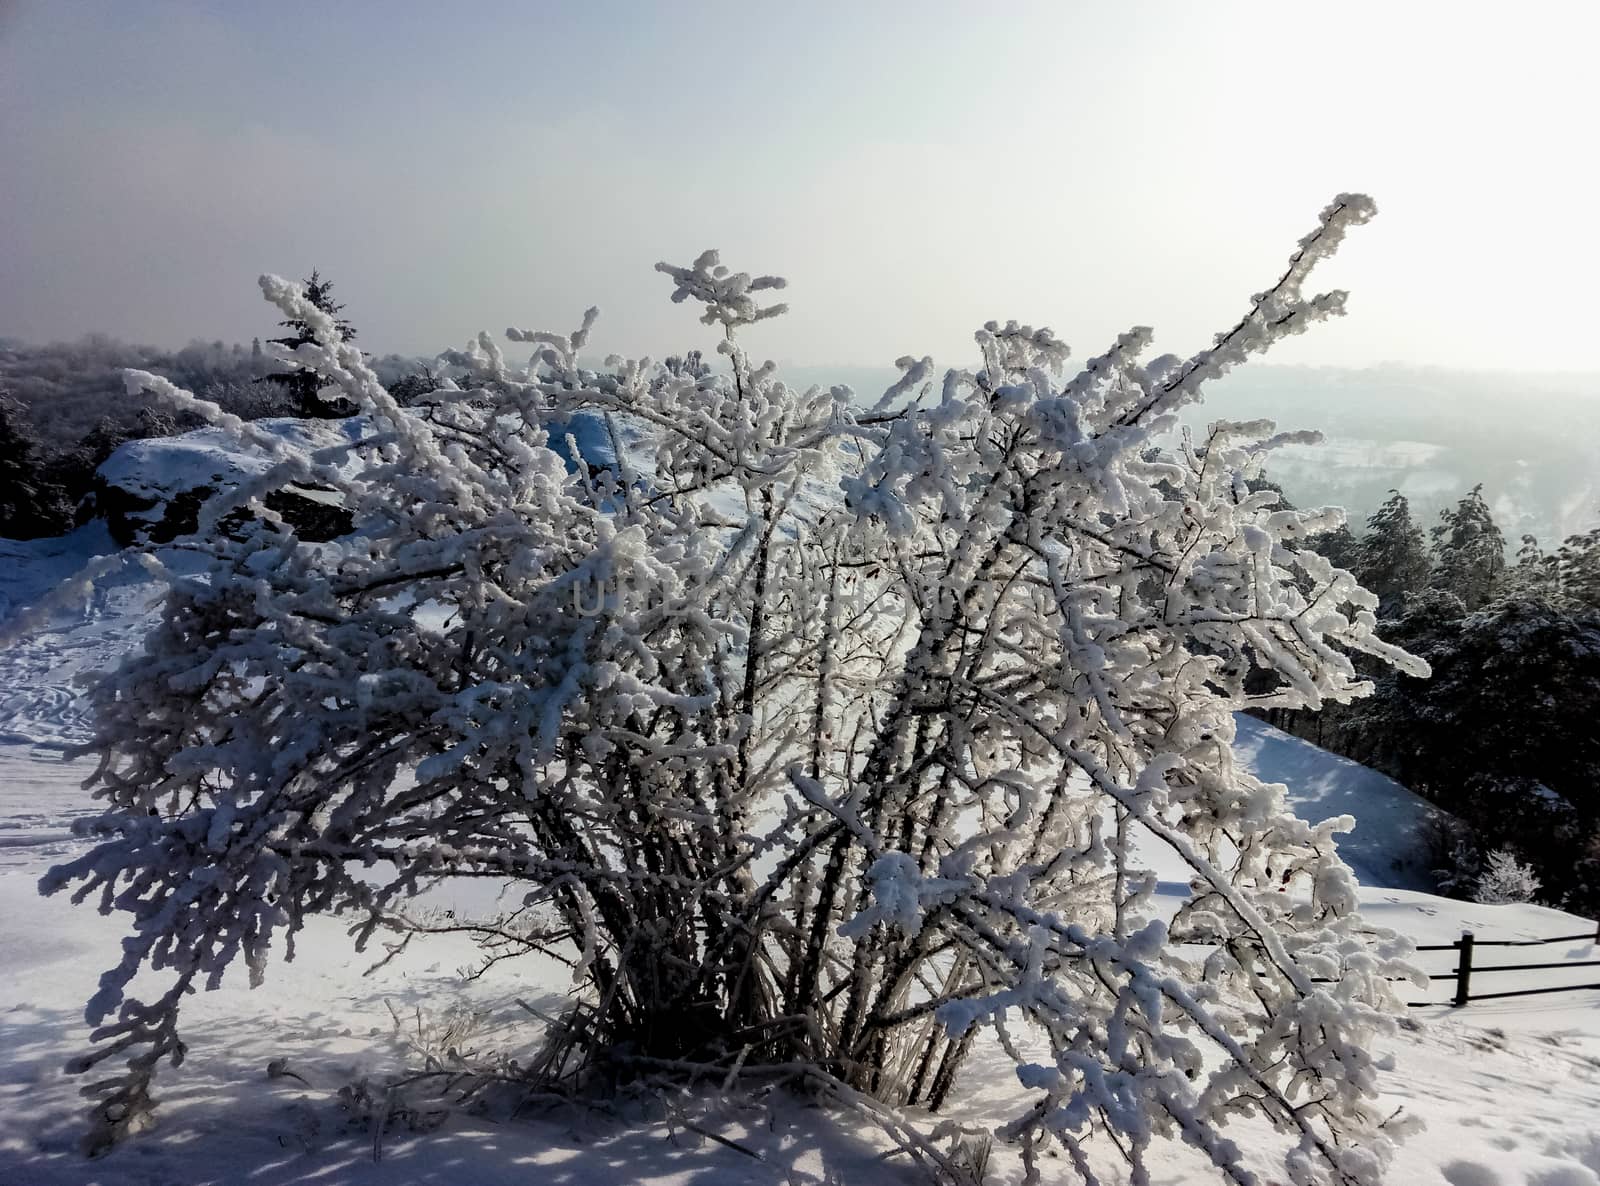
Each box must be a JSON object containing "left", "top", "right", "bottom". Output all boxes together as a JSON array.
[
  {"left": 1416, "top": 930, "right": 1598, "bottom": 951},
  {"left": 1409, "top": 926, "right": 1600, "bottom": 1008}
]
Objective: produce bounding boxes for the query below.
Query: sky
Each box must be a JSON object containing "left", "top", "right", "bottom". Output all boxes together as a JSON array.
[{"left": 2, "top": 1, "right": 1598, "bottom": 372}]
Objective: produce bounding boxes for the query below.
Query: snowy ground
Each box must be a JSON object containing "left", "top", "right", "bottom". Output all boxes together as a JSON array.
[{"left": 2, "top": 529, "right": 1598, "bottom": 1186}]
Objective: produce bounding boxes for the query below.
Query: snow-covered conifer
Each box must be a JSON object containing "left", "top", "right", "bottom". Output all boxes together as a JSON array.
[
  {"left": 1429, "top": 485, "right": 1506, "bottom": 611},
  {"left": 261, "top": 270, "right": 358, "bottom": 418},
  {"left": 1356, "top": 491, "right": 1430, "bottom": 616},
  {"left": 1555, "top": 525, "right": 1600, "bottom": 609}
]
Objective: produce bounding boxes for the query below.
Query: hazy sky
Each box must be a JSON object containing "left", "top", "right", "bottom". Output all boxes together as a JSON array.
[{"left": 3, "top": 1, "right": 1597, "bottom": 371}]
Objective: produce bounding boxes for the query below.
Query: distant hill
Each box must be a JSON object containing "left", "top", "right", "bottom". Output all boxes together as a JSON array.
[{"left": 782, "top": 361, "right": 1600, "bottom": 548}]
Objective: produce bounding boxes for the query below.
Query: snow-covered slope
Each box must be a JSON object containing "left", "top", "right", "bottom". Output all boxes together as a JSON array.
[
  {"left": 1233, "top": 714, "right": 1443, "bottom": 892},
  {"left": 3, "top": 741, "right": 1596, "bottom": 1186},
  {"left": 2, "top": 534, "right": 1598, "bottom": 1186},
  {"left": 0, "top": 524, "right": 158, "bottom": 749}
]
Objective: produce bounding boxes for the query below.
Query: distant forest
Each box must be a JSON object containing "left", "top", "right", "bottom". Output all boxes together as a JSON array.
[{"left": 1253, "top": 475, "right": 1600, "bottom": 914}]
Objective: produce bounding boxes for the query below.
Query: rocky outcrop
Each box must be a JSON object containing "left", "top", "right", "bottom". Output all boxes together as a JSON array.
[{"left": 94, "top": 418, "right": 365, "bottom": 547}]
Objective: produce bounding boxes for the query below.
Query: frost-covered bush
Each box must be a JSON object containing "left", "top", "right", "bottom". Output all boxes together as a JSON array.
[
  {"left": 44, "top": 196, "right": 1427, "bottom": 1184},
  {"left": 1473, "top": 849, "right": 1542, "bottom": 905}
]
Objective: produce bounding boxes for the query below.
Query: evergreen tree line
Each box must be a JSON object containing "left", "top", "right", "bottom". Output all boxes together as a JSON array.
[{"left": 1260, "top": 482, "right": 1600, "bottom": 912}]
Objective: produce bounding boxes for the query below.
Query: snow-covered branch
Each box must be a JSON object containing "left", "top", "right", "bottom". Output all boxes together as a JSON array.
[{"left": 45, "top": 198, "right": 1420, "bottom": 1184}]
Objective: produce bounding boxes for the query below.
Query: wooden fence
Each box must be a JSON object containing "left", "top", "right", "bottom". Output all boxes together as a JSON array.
[{"left": 1409, "top": 927, "right": 1600, "bottom": 1007}]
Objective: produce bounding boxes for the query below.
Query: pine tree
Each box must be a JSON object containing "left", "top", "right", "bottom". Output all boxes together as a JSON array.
[
  {"left": 1508, "top": 520, "right": 1600, "bottom": 611},
  {"left": 1555, "top": 526, "right": 1600, "bottom": 609},
  {"left": 1429, "top": 484, "right": 1505, "bottom": 611},
  {"left": 1506, "top": 533, "right": 1559, "bottom": 599},
  {"left": 1307, "top": 521, "right": 1360, "bottom": 570},
  {"left": 261, "top": 270, "right": 357, "bottom": 418},
  {"left": 1354, "top": 490, "right": 1430, "bottom": 615}
]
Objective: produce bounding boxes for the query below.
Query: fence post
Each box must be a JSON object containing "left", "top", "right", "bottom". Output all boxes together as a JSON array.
[{"left": 1453, "top": 932, "right": 1474, "bottom": 1007}]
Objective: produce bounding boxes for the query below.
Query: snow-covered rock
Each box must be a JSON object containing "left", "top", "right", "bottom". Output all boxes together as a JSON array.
[
  {"left": 94, "top": 417, "right": 371, "bottom": 545},
  {"left": 94, "top": 410, "right": 623, "bottom": 546},
  {"left": 95, "top": 417, "right": 372, "bottom": 503}
]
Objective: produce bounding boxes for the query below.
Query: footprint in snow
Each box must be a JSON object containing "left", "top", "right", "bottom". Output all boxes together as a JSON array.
[{"left": 1440, "top": 1160, "right": 1501, "bottom": 1186}]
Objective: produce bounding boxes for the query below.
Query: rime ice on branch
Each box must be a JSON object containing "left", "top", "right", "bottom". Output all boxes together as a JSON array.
[{"left": 45, "top": 196, "right": 1424, "bottom": 1185}]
